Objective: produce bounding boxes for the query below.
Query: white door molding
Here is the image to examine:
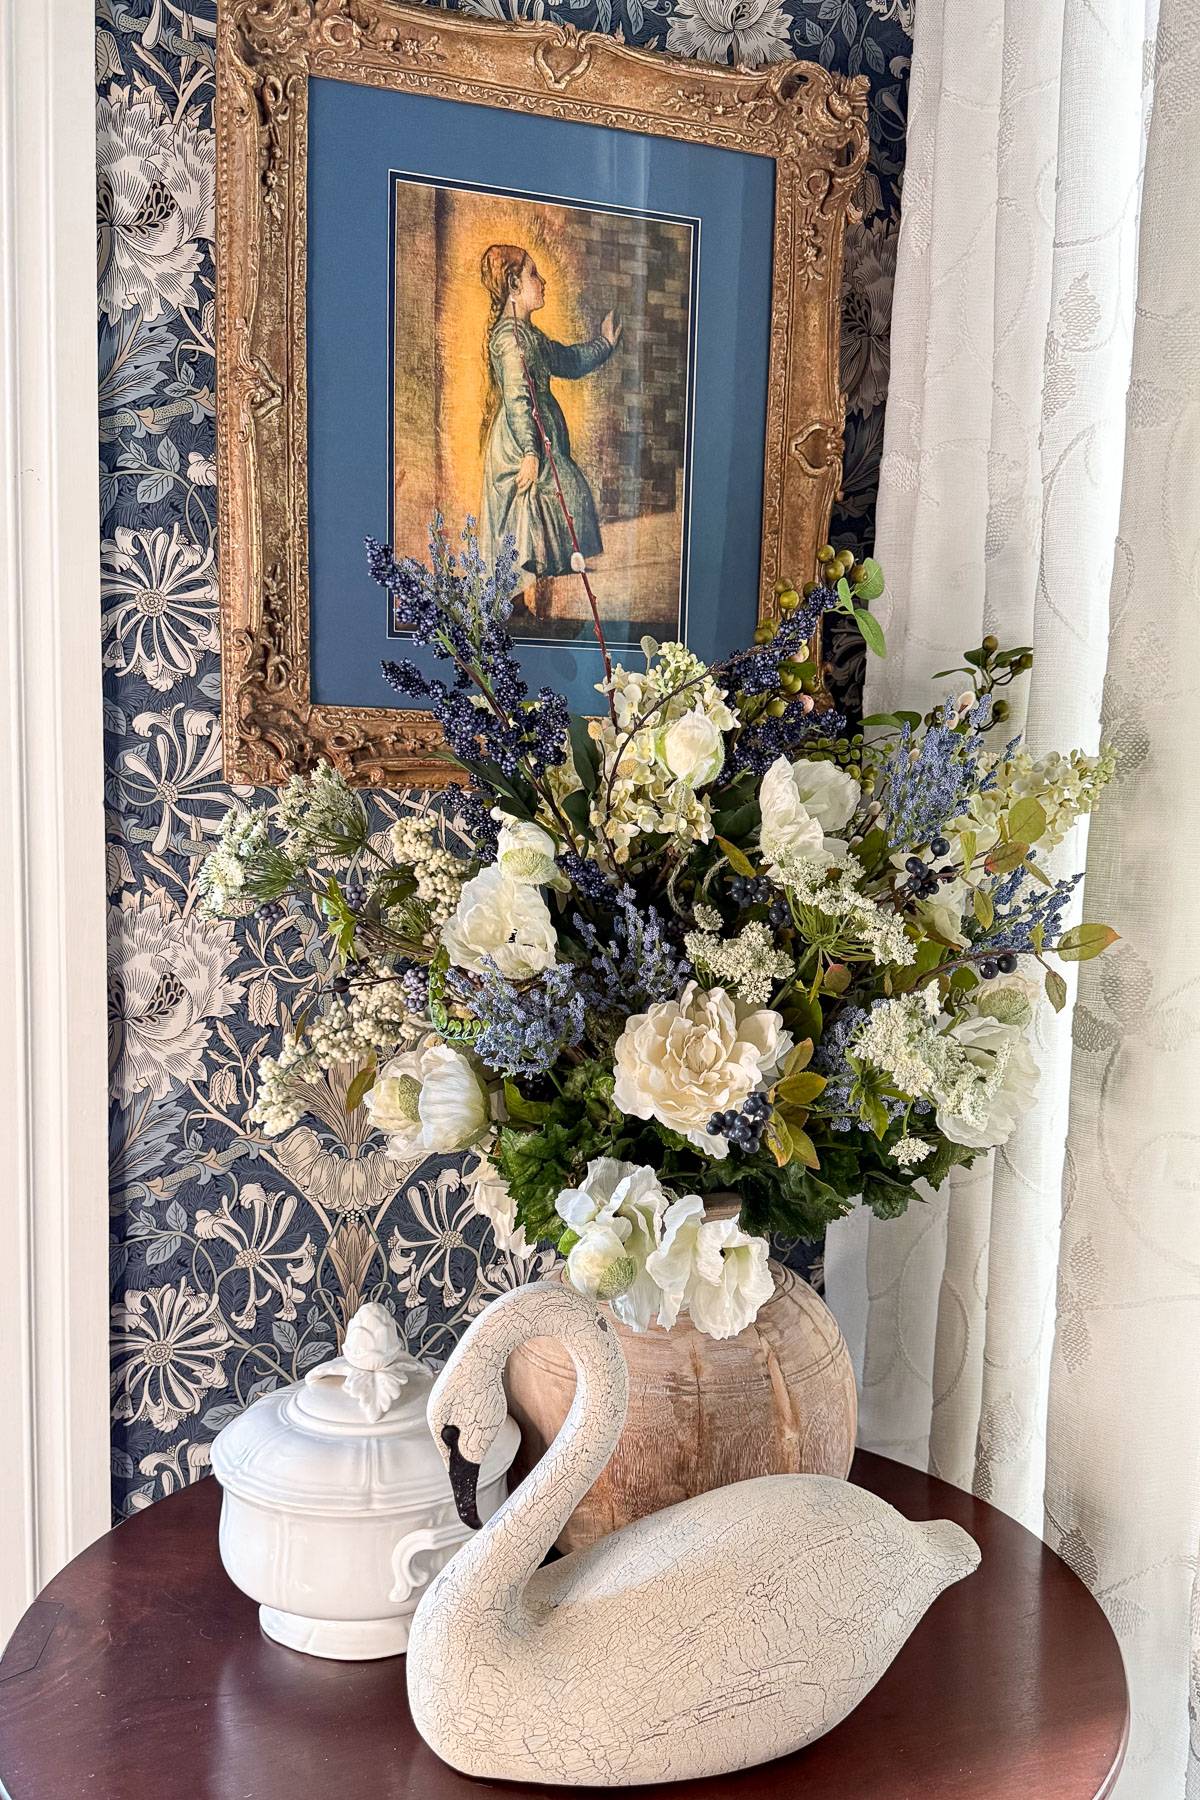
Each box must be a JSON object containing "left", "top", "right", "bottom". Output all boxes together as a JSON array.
[{"left": 0, "top": 0, "right": 110, "bottom": 1642}]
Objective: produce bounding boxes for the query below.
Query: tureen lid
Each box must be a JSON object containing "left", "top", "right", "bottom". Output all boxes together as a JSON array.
[{"left": 210, "top": 1302, "right": 519, "bottom": 1517}]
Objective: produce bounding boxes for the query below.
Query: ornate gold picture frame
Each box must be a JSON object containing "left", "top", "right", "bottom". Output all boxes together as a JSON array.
[{"left": 216, "top": 0, "right": 867, "bottom": 786}]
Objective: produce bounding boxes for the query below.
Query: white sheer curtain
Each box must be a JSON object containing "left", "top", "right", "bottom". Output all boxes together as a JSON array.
[{"left": 824, "top": 0, "right": 1200, "bottom": 1791}]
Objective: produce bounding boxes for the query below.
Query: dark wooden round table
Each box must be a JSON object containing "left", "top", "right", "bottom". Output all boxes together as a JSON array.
[{"left": 0, "top": 1451, "right": 1126, "bottom": 1800}]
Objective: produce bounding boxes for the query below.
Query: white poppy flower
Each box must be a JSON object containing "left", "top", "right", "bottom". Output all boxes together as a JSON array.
[
  {"left": 440, "top": 863, "right": 558, "bottom": 978},
  {"left": 463, "top": 1153, "right": 527, "bottom": 1254},
  {"left": 645, "top": 1195, "right": 775, "bottom": 1339},
  {"left": 759, "top": 756, "right": 860, "bottom": 878},
  {"left": 556, "top": 1159, "right": 667, "bottom": 1332},
  {"left": 365, "top": 1042, "right": 489, "bottom": 1155},
  {"left": 493, "top": 815, "right": 567, "bottom": 890}
]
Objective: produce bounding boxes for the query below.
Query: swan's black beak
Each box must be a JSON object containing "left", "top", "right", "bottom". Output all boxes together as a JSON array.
[{"left": 442, "top": 1424, "right": 483, "bottom": 1530}]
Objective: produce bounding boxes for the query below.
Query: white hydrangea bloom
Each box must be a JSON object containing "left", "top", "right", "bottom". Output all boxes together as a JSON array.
[
  {"left": 964, "top": 745, "right": 1116, "bottom": 847},
  {"left": 590, "top": 644, "right": 738, "bottom": 863}
]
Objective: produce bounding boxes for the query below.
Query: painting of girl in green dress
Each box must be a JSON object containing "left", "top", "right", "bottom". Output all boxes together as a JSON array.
[
  {"left": 389, "top": 175, "right": 695, "bottom": 649},
  {"left": 478, "top": 243, "right": 623, "bottom": 627}
]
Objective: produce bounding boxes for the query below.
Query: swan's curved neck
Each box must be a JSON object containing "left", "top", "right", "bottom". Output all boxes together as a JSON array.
[{"left": 452, "top": 1284, "right": 628, "bottom": 1610}]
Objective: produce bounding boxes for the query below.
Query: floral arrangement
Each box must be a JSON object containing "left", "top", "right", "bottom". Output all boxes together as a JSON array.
[{"left": 199, "top": 523, "right": 1116, "bottom": 1341}]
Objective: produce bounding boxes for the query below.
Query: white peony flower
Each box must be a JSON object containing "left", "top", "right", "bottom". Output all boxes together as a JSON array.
[
  {"left": 759, "top": 756, "right": 860, "bottom": 877},
  {"left": 936, "top": 1014, "right": 1040, "bottom": 1149},
  {"left": 493, "top": 814, "right": 567, "bottom": 890},
  {"left": 463, "top": 1152, "right": 527, "bottom": 1254},
  {"left": 556, "top": 1159, "right": 667, "bottom": 1331},
  {"left": 654, "top": 705, "right": 725, "bottom": 788},
  {"left": 645, "top": 1195, "right": 775, "bottom": 1339},
  {"left": 612, "top": 983, "right": 792, "bottom": 1155},
  {"left": 440, "top": 863, "right": 558, "bottom": 979},
  {"left": 365, "top": 1041, "right": 489, "bottom": 1155}
]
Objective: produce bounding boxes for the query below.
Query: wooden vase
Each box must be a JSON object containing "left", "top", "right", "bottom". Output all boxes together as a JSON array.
[{"left": 503, "top": 1251, "right": 858, "bottom": 1554}]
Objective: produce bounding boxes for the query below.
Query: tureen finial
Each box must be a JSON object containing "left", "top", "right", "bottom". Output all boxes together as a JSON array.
[{"left": 305, "top": 1301, "right": 421, "bottom": 1422}]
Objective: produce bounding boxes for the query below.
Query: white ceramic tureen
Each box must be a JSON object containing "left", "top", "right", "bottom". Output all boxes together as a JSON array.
[{"left": 210, "top": 1301, "right": 519, "bottom": 1660}]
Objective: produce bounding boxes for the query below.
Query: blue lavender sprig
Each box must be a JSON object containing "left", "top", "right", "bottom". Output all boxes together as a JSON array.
[
  {"left": 470, "top": 961, "right": 587, "bottom": 1079},
  {"left": 573, "top": 888, "right": 692, "bottom": 1026},
  {"left": 878, "top": 695, "right": 996, "bottom": 851},
  {"left": 974, "top": 868, "right": 1083, "bottom": 954}
]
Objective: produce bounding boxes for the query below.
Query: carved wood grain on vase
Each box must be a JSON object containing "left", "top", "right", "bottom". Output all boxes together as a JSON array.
[{"left": 504, "top": 1262, "right": 856, "bottom": 1553}]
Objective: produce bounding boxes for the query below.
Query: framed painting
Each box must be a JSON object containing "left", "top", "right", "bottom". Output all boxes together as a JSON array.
[{"left": 216, "top": 0, "right": 868, "bottom": 785}]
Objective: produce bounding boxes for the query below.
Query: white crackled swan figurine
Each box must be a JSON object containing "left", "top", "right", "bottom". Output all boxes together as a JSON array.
[{"left": 406, "top": 1279, "right": 979, "bottom": 1788}]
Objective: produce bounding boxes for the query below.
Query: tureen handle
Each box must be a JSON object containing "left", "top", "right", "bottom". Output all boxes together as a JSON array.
[{"left": 389, "top": 1520, "right": 471, "bottom": 1604}]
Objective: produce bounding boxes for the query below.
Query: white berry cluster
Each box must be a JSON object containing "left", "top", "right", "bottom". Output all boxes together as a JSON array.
[{"left": 390, "top": 815, "right": 468, "bottom": 932}]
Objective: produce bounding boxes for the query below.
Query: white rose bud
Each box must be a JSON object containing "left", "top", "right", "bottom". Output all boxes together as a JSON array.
[{"left": 653, "top": 705, "right": 726, "bottom": 789}]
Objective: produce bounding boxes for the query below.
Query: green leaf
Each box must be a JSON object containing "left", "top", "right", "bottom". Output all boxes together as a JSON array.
[
  {"left": 786, "top": 1125, "right": 820, "bottom": 1170},
  {"left": 985, "top": 839, "right": 1029, "bottom": 875},
  {"left": 1044, "top": 967, "right": 1068, "bottom": 1011},
  {"left": 1055, "top": 923, "right": 1119, "bottom": 962},
  {"left": 781, "top": 1037, "right": 814, "bottom": 1076},
  {"left": 567, "top": 714, "right": 600, "bottom": 794},
  {"left": 862, "top": 709, "right": 922, "bottom": 729},
  {"left": 853, "top": 606, "right": 887, "bottom": 659},
  {"left": 776, "top": 1071, "right": 827, "bottom": 1106},
  {"left": 922, "top": 1137, "right": 980, "bottom": 1189},
  {"left": 344, "top": 1055, "right": 377, "bottom": 1115},
  {"left": 851, "top": 558, "right": 885, "bottom": 602},
  {"left": 958, "top": 828, "right": 978, "bottom": 869},
  {"left": 779, "top": 996, "right": 823, "bottom": 1048},
  {"left": 861, "top": 1172, "right": 915, "bottom": 1220},
  {"left": 715, "top": 835, "right": 756, "bottom": 878},
  {"left": 503, "top": 1079, "right": 551, "bottom": 1126},
  {"left": 1007, "top": 797, "right": 1048, "bottom": 845},
  {"left": 855, "top": 826, "right": 890, "bottom": 872},
  {"left": 712, "top": 799, "right": 761, "bottom": 842},
  {"left": 766, "top": 1116, "right": 793, "bottom": 1167},
  {"left": 562, "top": 787, "right": 591, "bottom": 835},
  {"left": 973, "top": 886, "right": 994, "bottom": 930},
  {"left": 836, "top": 575, "right": 853, "bottom": 605}
]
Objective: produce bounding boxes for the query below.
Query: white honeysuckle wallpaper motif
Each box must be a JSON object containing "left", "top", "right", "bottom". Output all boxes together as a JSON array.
[{"left": 98, "top": 0, "right": 910, "bottom": 1514}]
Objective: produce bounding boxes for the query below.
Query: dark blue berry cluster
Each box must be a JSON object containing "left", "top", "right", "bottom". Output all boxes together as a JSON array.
[
  {"left": 729, "top": 874, "right": 772, "bottom": 908},
  {"left": 978, "top": 952, "right": 1018, "bottom": 979},
  {"left": 902, "top": 838, "right": 958, "bottom": 901},
  {"left": 707, "top": 1091, "right": 771, "bottom": 1154},
  {"left": 371, "top": 523, "right": 569, "bottom": 782},
  {"left": 558, "top": 851, "right": 614, "bottom": 902},
  {"left": 728, "top": 875, "right": 792, "bottom": 930}
]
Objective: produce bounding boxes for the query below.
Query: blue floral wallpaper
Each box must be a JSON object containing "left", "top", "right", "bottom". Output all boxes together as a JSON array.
[{"left": 98, "top": 0, "right": 910, "bottom": 1514}]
